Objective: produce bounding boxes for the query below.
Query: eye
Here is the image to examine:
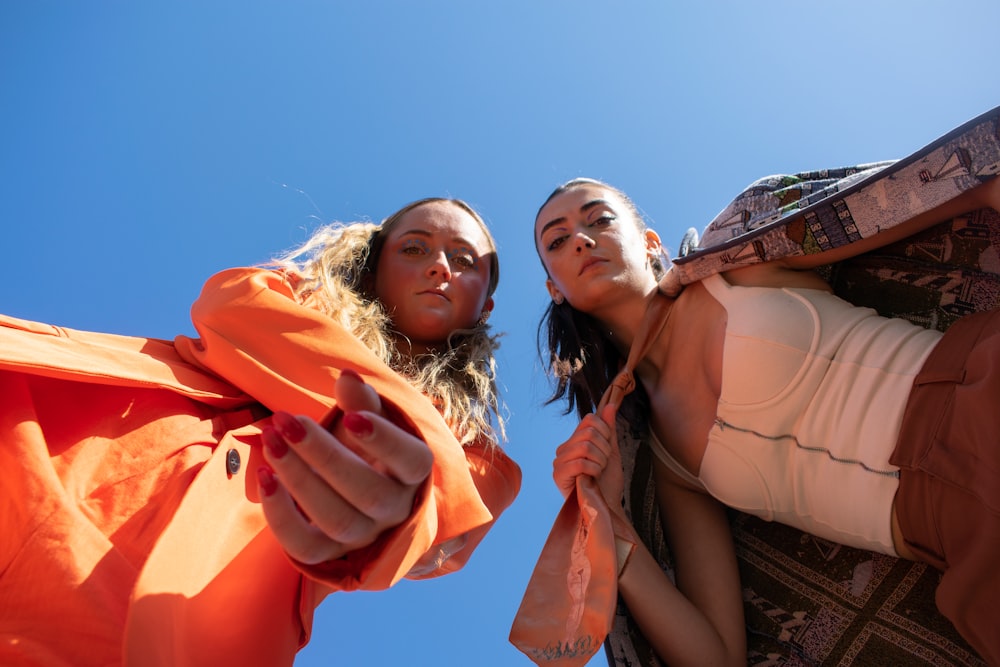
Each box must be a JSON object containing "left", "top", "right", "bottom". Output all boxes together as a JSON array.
[
  {"left": 400, "top": 239, "right": 429, "bottom": 255},
  {"left": 590, "top": 214, "right": 615, "bottom": 227},
  {"left": 448, "top": 247, "right": 479, "bottom": 269},
  {"left": 545, "top": 235, "right": 568, "bottom": 251}
]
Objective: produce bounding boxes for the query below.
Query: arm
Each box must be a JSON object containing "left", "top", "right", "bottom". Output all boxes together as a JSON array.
[
  {"left": 176, "top": 267, "right": 512, "bottom": 589},
  {"left": 268, "top": 380, "right": 518, "bottom": 590},
  {"left": 553, "top": 405, "right": 745, "bottom": 666},
  {"left": 614, "top": 464, "right": 745, "bottom": 666},
  {"left": 176, "top": 266, "right": 386, "bottom": 417},
  {"left": 405, "top": 437, "right": 521, "bottom": 579}
]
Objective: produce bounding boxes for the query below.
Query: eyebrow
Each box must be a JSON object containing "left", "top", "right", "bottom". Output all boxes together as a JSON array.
[
  {"left": 397, "top": 229, "right": 481, "bottom": 251},
  {"left": 538, "top": 199, "right": 612, "bottom": 238}
]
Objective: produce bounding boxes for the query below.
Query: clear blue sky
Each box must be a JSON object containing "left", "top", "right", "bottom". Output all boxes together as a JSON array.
[{"left": 2, "top": 2, "right": 997, "bottom": 666}]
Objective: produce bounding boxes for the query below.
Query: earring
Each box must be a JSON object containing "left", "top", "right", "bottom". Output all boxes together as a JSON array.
[
  {"left": 553, "top": 294, "right": 564, "bottom": 305},
  {"left": 477, "top": 310, "right": 492, "bottom": 327}
]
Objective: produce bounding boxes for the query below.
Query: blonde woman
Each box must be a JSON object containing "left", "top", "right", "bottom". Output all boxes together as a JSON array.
[{"left": 0, "top": 197, "right": 520, "bottom": 666}]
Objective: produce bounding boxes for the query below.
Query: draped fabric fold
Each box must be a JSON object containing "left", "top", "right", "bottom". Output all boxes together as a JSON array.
[{"left": 510, "top": 294, "right": 672, "bottom": 666}]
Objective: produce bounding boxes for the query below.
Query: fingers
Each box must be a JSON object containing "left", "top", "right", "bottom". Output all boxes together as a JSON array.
[
  {"left": 552, "top": 411, "right": 617, "bottom": 494},
  {"left": 259, "top": 423, "right": 375, "bottom": 556},
  {"left": 554, "top": 411, "right": 614, "bottom": 460},
  {"left": 334, "top": 369, "right": 382, "bottom": 415},
  {"left": 335, "top": 412, "right": 434, "bottom": 485},
  {"left": 256, "top": 464, "right": 347, "bottom": 564},
  {"left": 256, "top": 371, "right": 435, "bottom": 565},
  {"left": 598, "top": 401, "right": 618, "bottom": 432},
  {"left": 598, "top": 402, "right": 622, "bottom": 461},
  {"left": 269, "top": 412, "right": 428, "bottom": 516},
  {"left": 258, "top": 409, "right": 434, "bottom": 563}
]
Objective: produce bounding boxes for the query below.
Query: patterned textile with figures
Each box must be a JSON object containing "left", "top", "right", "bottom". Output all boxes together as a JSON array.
[{"left": 604, "top": 107, "right": 1000, "bottom": 666}]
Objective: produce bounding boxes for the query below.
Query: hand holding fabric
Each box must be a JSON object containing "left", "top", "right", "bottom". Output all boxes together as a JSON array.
[
  {"left": 511, "top": 291, "right": 672, "bottom": 666},
  {"left": 552, "top": 402, "right": 624, "bottom": 509}
]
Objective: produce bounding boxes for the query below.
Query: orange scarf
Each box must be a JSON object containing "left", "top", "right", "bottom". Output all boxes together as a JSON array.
[{"left": 510, "top": 291, "right": 672, "bottom": 666}]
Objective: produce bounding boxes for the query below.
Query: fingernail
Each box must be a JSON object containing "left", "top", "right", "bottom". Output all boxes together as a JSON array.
[
  {"left": 272, "top": 411, "right": 306, "bottom": 443},
  {"left": 343, "top": 412, "right": 373, "bottom": 438},
  {"left": 261, "top": 425, "right": 289, "bottom": 459},
  {"left": 257, "top": 466, "right": 278, "bottom": 497},
  {"left": 340, "top": 368, "right": 364, "bottom": 383}
]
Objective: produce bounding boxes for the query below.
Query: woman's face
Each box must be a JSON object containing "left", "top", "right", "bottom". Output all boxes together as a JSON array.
[
  {"left": 375, "top": 200, "right": 495, "bottom": 353},
  {"left": 535, "top": 183, "right": 660, "bottom": 314}
]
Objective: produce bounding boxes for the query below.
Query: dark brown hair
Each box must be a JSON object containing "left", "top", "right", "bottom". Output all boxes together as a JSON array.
[{"left": 534, "top": 178, "right": 665, "bottom": 418}]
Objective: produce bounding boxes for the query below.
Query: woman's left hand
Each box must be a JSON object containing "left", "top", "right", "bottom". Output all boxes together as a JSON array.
[{"left": 257, "top": 371, "right": 435, "bottom": 564}]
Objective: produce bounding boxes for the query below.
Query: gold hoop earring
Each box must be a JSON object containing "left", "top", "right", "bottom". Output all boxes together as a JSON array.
[{"left": 477, "top": 310, "right": 492, "bottom": 327}]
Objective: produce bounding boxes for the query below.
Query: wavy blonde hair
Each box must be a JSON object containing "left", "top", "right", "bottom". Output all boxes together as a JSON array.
[{"left": 273, "top": 198, "right": 505, "bottom": 447}]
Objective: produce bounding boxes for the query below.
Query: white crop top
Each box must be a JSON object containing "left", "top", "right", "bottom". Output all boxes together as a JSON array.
[{"left": 649, "top": 273, "right": 943, "bottom": 554}]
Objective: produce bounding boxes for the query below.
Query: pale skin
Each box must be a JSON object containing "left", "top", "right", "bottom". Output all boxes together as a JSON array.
[
  {"left": 537, "top": 178, "right": 1000, "bottom": 666},
  {"left": 258, "top": 200, "right": 496, "bottom": 565}
]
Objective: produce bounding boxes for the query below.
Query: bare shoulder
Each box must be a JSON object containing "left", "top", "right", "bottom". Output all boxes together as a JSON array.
[{"left": 643, "top": 286, "right": 725, "bottom": 475}]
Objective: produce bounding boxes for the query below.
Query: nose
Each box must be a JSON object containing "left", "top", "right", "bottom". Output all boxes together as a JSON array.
[
  {"left": 575, "top": 233, "right": 595, "bottom": 253},
  {"left": 427, "top": 251, "right": 452, "bottom": 280}
]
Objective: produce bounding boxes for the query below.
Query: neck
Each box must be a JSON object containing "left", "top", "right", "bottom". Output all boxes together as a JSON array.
[
  {"left": 598, "top": 285, "right": 673, "bottom": 378},
  {"left": 593, "top": 283, "right": 655, "bottom": 344},
  {"left": 391, "top": 333, "right": 442, "bottom": 361}
]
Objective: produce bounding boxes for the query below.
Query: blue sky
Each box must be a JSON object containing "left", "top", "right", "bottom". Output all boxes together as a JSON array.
[{"left": 2, "top": 2, "right": 998, "bottom": 665}]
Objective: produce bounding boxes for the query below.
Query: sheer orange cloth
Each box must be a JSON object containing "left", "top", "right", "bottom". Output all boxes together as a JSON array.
[{"left": 510, "top": 292, "right": 671, "bottom": 666}]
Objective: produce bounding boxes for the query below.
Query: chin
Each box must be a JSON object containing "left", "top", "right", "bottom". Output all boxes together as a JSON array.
[{"left": 401, "top": 322, "right": 451, "bottom": 344}]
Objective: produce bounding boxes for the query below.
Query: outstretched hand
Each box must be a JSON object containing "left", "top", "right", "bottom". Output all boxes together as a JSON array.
[
  {"left": 551, "top": 401, "right": 624, "bottom": 508},
  {"left": 257, "top": 370, "right": 434, "bottom": 565}
]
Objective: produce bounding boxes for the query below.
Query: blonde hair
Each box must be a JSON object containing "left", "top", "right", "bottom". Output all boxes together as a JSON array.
[{"left": 272, "top": 198, "right": 505, "bottom": 447}]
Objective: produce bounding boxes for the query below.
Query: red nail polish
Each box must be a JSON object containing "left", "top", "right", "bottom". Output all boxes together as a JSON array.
[
  {"left": 257, "top": 466, "right": 278, "bottom": 497},
  {"left": 261, "top": 425, "right": 289, "bottom": 459},
  {"left": 340, "top": 368, "right": 364, "bottom": 383},
  {"left": 343, "top": 412, "right": 373, "bottom": 438},
  {"left": 272, "top": 411, "right": 306, "bottom": 443}
]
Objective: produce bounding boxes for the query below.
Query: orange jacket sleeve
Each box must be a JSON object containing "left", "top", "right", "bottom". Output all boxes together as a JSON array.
[
  {"left": 173, "top": 267, "right": 520, "bottom": 590},
  {"left": 405, "top": 437, "right": 521, "bottom": 579}
]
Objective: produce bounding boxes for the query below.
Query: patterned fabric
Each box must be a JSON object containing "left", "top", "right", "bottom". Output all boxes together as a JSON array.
[
  {"left": 670, "top": 106, "right": 1000, "bottom": 287},
  {"left": 605, "top": 107, "right": 1000, "bottom": 666}
]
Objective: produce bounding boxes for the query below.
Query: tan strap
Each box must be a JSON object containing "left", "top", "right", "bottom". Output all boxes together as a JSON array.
[{"left": 597, "top": 289, "right": 673, "bottom": 412}]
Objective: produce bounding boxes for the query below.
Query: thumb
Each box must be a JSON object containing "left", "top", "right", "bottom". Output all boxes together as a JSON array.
[
  {"left": 598, "top": 401, "right": 622, "bottom": 460},
  {"left": 598, "top": 400, "right": 619, "bottom": 429}
]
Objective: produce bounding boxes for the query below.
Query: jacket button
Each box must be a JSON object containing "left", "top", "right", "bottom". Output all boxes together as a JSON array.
[{"left": 226, "top": 448, "right": 241, "bottom": 476}]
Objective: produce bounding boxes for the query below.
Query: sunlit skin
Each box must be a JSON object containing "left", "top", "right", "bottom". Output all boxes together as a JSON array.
[
  {"left": 534, "top": 183, "right": 748, "bottom": 666},
  {"left": 375, "top": 200, "right": 495, "bottom": 356},
  {"left": 530, "top": 178, "right": 1000, "bottom": 665},
  {"left": 535, "top": 184, "right": 661, "bottom": 340},
  {"left": 534, "top": 183, "right": 905, "bottom": 666},
  {"left": 258, "top": 200, "right": 500, "bottom": 566}
]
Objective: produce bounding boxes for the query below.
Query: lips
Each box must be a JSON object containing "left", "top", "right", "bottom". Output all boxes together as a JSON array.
[
  {"left": 578, "top": 257, "right": 606, "bottom": 276},
  {"left": 419, "top": 288, "right": 450, "bottom": 301}
]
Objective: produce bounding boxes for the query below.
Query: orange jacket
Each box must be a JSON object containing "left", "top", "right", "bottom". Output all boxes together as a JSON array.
[{"left": 0, "top": 267, "right": 520, "bottom": 667}]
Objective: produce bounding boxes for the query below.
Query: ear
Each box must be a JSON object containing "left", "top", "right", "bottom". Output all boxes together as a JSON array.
[
  {"left": 483, "top": 296, "right": 494, "bottom": 314},
  {"left": 643, "top": 229, "right": 663, "bottom": 256},
  {"left": 545, "top": 278, "right": 565, "bottom": 305}
]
